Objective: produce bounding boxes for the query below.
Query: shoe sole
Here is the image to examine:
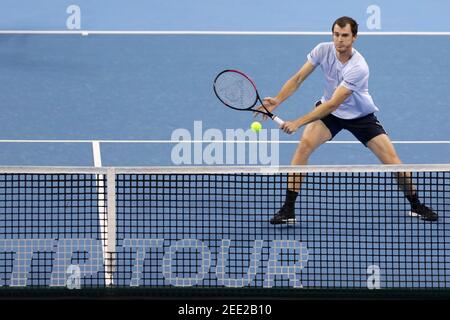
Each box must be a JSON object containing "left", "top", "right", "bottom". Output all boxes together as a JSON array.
[
  {"left": 408, "top": 211, "right": 438, "bottom": 221},
  {"left": 270, "top": 218, "right": 297, "bottom": 225},
  {"left": 408, "top": 211, "right": 420, "bottom": 218}
]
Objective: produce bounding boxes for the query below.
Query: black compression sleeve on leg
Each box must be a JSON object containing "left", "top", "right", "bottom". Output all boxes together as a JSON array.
[
  {"left": 284, "top": 189, "right": 299, "bottom": 209},
  {"left": 406, "top": 193, "right": 421, "bottom": 206}
]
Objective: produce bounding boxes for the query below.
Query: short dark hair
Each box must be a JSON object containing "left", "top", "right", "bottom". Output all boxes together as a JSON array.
[{"left": 332, "top": 16, "right": 358, "bottom": 36}]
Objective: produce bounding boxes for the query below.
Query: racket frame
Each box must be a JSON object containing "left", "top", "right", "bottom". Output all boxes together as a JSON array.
[{"left": 213, "top": 69, "right": 284, "bottom": 125}]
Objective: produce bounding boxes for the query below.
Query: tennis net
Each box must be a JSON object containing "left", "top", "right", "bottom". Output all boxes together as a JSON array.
[{"left": 0, "top": 165, "right": 449, "bottom": 297}]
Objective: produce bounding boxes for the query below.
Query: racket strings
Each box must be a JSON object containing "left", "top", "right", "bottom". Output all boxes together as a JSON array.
[{"left": 214, "top": 72, "right": 257, "bottom": 109}]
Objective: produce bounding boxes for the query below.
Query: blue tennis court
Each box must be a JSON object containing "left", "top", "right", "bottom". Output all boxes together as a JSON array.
[{"left": 0, "top": 34, "right": 448, "bottom": 166}]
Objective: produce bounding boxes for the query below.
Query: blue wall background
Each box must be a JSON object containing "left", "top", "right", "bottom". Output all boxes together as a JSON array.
[{"left": 0, "top": 0, "right": 449, "bottom": 31}]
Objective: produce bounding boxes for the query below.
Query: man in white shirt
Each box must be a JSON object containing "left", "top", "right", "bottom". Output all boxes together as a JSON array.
[{"left": 258, "top": 16, "right": 437, "bottom": 223}]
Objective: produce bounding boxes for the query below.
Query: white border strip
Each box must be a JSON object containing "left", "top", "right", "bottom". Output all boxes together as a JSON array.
[
  {"left": 105, "top": 168, "right": 116, "bottom": 286},
  {"left": 92, "top": 141, "right": 109, "bottom": 284},
  {"left": 0, "top": 30, "right": 450, "bottom": 36},
  {"left": 0, "top": 139, "right": 449, "bottom": 144},
  {"left": 113, "top": 164, "right": 450, "bottom": 174},
  {"left": 0, "top": 164, "right": 449, "bottom": 174},
  {"left": 0, "top": 166, "right": 108, "bottom": 174}
]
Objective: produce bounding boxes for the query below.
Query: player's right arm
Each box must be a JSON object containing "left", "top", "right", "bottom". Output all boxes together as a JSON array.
[{"left": 257, "top": 61, "right": 316, "bottom": 118}]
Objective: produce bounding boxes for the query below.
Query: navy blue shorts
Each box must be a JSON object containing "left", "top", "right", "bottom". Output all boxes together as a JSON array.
[{"left": 316, "top": 101, "right": 387, "bottom": 146}]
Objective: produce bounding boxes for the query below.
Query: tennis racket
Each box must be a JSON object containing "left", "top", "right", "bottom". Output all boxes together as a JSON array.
[{"left": 213, "top": 69, "right": 284, "bottom": 125}]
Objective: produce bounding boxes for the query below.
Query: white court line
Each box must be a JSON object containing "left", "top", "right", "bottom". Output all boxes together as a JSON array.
[
  {"left": 0, "top": 139, "right": 449, "bottom": 144},
  {"left": 92, "top": 141, "right": 102, "bottom": 167},
  {"left": 0, "top": 30, "right": 450, "bottom": 36}
]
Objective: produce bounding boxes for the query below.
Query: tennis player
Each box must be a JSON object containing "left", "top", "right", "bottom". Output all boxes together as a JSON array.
[{"left": 257, "top": 16, "right": 438, "bottom": 223}]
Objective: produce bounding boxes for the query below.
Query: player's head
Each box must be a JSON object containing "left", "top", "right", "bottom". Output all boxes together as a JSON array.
[
  {"left": 332, "top": 16, "right": 358, "bottom": 53},
  {"left": 332, "top": 16, "right": 358, "bottom": 36}
]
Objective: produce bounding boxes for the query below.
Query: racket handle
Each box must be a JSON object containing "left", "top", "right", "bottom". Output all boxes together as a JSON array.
[{"left": 272, "top": 116, "right": 284, "bottom": 126}]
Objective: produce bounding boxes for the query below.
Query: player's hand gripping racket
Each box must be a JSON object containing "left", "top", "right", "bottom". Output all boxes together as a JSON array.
[{"left": 213, "top": 69, "right": 284, "bottom": 126}]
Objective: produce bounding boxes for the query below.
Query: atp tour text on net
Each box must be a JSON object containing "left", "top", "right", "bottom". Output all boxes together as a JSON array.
[{"left": 0, "top": 238, "right": 381, "bottom": 289}]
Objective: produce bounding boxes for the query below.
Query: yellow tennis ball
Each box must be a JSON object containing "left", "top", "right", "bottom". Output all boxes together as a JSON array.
[{"left": 250, "top": 121, "right": 262, "bottom": 132}]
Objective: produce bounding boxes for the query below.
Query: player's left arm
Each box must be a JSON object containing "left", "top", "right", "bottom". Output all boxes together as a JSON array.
[{"left": 280, "top": 86, "right": 352, "bottom": 134}]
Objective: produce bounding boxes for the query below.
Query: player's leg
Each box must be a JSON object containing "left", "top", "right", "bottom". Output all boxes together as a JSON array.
[
  {"left": 270, "top": 120, "right": 332, "bottom": 225},
  {"left": 366, "top": 134, "right": 438, "bottom": 221},
  {"left": 366, "top": 133, "right": 401, "bottom": 163},
  {"left": 366, "top": 133, "right": 414, "bottom": 199},
  {"left": 288, "top": 119, "right": 332, "bottom": 190}
]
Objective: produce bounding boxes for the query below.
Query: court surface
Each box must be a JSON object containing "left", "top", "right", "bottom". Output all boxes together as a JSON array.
[{"left": 0, "top": 33, "right": 448, "bottom": 166}]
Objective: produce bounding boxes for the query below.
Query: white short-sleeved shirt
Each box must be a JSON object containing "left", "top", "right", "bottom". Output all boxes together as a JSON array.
[{"left": 307, "top": 42, "right": 379, "bottom": 119}]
